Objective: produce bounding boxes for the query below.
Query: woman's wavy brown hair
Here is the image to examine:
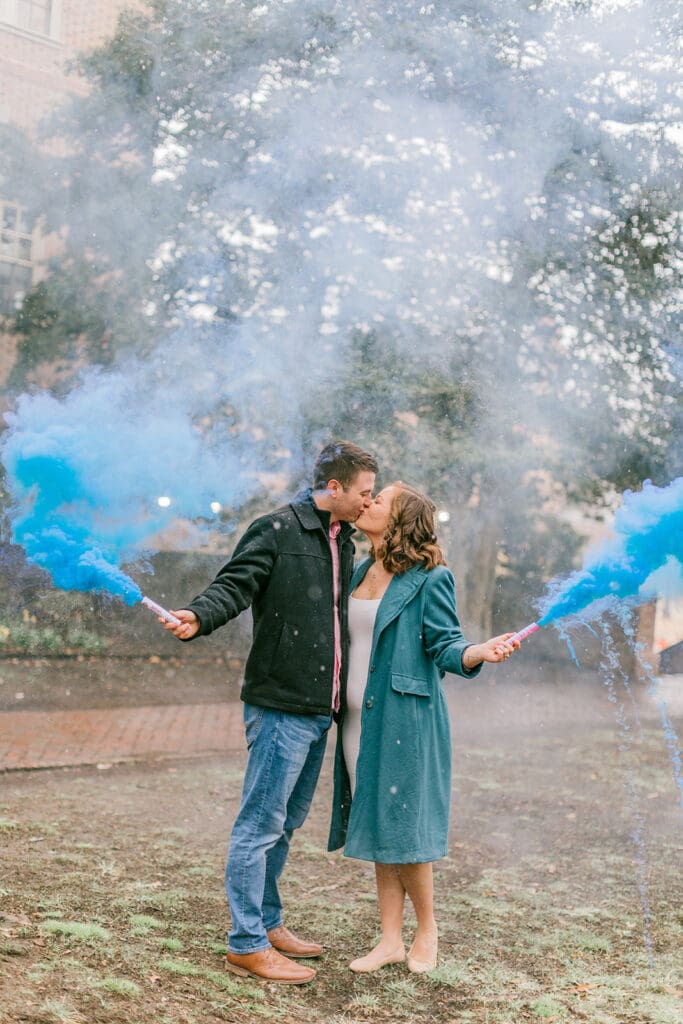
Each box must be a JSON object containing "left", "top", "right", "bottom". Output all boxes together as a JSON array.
[{"left": 373, "top": 482, "right": 447, "bottom": 574}]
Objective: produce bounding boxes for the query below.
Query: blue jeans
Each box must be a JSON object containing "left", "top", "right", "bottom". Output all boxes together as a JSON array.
[{"left": 225, "top": 702, "right": 332, "bottom": 953}]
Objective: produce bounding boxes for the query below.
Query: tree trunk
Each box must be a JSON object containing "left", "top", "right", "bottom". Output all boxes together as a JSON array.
[{"left": 441, "top": 496, "right": 502, "bottom": 640}]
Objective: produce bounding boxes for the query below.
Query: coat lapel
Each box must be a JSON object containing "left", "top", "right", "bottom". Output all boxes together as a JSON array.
[
  {"left": 351, "top": 561, "right": 428, "bottom": 638},
  {"left": 374, "top": 568, "right": 428, "bottom": 638}
]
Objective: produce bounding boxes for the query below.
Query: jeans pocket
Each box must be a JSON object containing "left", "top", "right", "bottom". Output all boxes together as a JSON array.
[{"left": 243, "top": 704, "right": 265, "bottom": 750}]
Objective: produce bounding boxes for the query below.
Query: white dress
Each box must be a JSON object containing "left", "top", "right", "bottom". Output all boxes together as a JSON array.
[{"left": 343, "top": 596, "right": 381, "bottom": 796}]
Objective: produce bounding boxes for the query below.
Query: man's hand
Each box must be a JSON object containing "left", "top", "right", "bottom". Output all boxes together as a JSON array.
[{"left": 163, "top": 609, "right": 200, "bottom": 641}]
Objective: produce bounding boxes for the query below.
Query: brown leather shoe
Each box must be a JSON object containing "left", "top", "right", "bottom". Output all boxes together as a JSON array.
[
  {"left": 266, "top": 925, "right": 323, "bottom": 959},
  {"left": 225, "top": 947, "right": 316, "bottom": 984}
]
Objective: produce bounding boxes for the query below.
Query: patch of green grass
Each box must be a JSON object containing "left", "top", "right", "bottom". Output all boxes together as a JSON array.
[
  {"left": 475, "top": 964, "right": 542, "bottom": 995},
  {"left": 531, "top": 996, "right": 566, "bottom": 1019},
  {"left": 157, "top": 957, "right": 262, "bottom": 998},
  {"left": 576, "top": 932, "right": 611, "bottom": 953},
  {"left": 160, "top": 937, "right": 184, "bottom": 952},
  {"left": 427, "top": 959, "right": 473, "bottom": 986},
  {"left": 141, "top": 888, "right": 187, "bottom": 913},
  {"left": 347, "top": 992, "right": 381, "bottom": 1011},
  {"left": 101, "top": 977, "right": 141, "bottom": 997},
  {"left": 158, "top": 957, "right": 201, "bottom": 977},
  {"left": 38, "top": 1000, "right": 78, "bottom": 1023},
  {"left": 198, "top": 969, "right": 245, "bottom": 994},
  {"left": 565, "top": 905, "right": 609, "bottom": 919},
  {"left": 0, "top": 818, "right": 18, "bottom": 830},
  {"left": 381, "top": 976, "right": 419, "bottom": 1002},
  {"left": 637, "top": 993, "right": 683, "bottom": 1024},
  {"left": 42, "top": 920, "right": 110, "bottom": 943},
  {"left": 186, "top": 864, "right": 213, "bottom": 877},
  {"left": 207, "top": 941, "right": 226, "bottom": 955},
  {"left": 521, "top": 924, "right": 611, "bottom": 958},
  {"left": 130, "top": 913, "right": 166, "bottom": 935}
]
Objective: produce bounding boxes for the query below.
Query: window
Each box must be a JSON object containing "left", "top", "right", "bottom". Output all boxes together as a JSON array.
[
  {"left": 0, "top": 201, "right": 33, "bottom": 315},
  {"left": 0, "top": 0, "right": 57, "bottom": 38},
  {"left": 16, "top": 0, "right": 51, "bottom": 35}
]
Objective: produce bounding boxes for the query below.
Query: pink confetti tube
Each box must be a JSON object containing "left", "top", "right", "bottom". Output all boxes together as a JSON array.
[
  {"left": 141, "top": 595, "right": 181, "bottom": 626},
  {"left": 509, "top": 622, "right": 540, "bottom": 644}
]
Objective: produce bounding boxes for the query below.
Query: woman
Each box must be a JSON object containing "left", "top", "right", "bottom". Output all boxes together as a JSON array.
[{"left": 328, "top": 483, "right": 519, "bottom": 974}]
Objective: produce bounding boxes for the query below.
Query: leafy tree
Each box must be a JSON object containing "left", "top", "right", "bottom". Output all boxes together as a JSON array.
[{"left": 1, "top": 0, "right": 680, "bottom": 630}]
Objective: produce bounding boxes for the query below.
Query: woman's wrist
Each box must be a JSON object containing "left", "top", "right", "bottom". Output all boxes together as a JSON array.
[{"left": 463, "top": 644, "right": 482, "bottom": 671}]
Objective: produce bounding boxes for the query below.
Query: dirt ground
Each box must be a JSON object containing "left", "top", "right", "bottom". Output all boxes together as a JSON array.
[{"left": 1, "top": 652, "right": 682, "bottom": 1024}]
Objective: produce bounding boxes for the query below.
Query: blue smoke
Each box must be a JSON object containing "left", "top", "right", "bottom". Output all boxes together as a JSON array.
[
  {"left": 537, "top": 478, "right": 683, "bottom": 626},
  {"left": 0, "top": 367, "right": 271, "bottom": 604}
]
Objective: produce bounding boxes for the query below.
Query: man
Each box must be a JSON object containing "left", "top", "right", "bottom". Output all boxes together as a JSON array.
[{"left": 166, "top": 441, "right": 377, "bottom": 984}]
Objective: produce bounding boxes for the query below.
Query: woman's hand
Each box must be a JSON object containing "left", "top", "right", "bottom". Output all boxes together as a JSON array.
[
  {"left": 462, "top": 633, "right": 520, "bottom": 670},
  {"left": 163, "top": 609, "right": 200, "bottom": 641}
]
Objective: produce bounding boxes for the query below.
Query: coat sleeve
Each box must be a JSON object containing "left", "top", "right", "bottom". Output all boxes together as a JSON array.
[
  {"left": 422, "top": 568, "right": 482, "bottom": 679},
  {"left": 184, "top": 515, "right": 278, "bottom": 636}
]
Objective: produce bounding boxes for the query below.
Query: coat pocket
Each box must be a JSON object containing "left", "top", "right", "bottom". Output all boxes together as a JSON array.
[
  {"left": 271, "top": 621, "right": 330, "bottom": 680},
  {"left": 390, "top": 672, "right": 430, "bottom": 697}
]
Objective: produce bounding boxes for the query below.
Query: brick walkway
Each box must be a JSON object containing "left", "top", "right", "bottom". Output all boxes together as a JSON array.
[{"left": 0, "top": 703, "right": 246, "bottom": 772}]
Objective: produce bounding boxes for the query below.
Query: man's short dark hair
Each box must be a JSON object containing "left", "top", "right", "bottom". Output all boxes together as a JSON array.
[{"left": 313, "top": 441, "right": 378, "bottom": 490}]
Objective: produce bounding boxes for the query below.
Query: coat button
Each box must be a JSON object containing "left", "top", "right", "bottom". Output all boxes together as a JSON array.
[
  {"left": 369, "top": 664, "right": 376, "bottom": 673},
  {"left": 365, "top": 698, "right": 374, "bottom": 709}
]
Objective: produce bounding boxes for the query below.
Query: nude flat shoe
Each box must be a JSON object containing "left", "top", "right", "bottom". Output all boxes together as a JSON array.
[
  {"left": 349, "top": 944, "right": 406, "bottom": 973},
  {"left": 406, "top": 938, "right": 438, "bottom": 974}
]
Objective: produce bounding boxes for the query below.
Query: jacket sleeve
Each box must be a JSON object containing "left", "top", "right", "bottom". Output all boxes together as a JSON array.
[
  {"left": 184, "top": 515, "right": 278, "bottom": 636},
  {"left": 422, "top": 568, "right": 482, "bottom": 679}
]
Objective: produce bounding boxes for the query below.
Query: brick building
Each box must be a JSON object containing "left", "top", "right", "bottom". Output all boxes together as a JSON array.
[{"left": 0, "top": 0, "right": 138, "bottom": 321}]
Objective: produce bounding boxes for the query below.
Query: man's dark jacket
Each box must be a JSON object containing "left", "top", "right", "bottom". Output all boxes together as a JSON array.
[{"left": 186, "top": 491, "right": 356, "bottom": 716}]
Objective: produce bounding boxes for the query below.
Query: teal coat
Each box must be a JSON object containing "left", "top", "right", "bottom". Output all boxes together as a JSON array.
[{"left": 328, "top": 560, "right": 482, "bottom": 863}]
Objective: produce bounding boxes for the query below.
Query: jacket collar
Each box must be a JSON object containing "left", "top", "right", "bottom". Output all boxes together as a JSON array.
[
  {"left": 290, "top": 488, "right": 355, "bottom": 541},
  {"left": 352, "top": 559, "right": 429, "bottom": 637}
]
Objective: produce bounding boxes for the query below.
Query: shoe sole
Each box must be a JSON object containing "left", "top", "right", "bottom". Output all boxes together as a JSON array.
[
  {"left": 270, "top": 947, "right": 322, "bottom": 959},
  {"left": 225, "top": 961, "right": 315, "bottom": 985}
]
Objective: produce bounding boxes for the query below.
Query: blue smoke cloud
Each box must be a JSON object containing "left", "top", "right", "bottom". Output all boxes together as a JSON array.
[
  {"left": 537, "top": 477, "right": 683, "bottom": 626},
  {"left": 0, "top": 365, "right": 275, "bottom": 604}
]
